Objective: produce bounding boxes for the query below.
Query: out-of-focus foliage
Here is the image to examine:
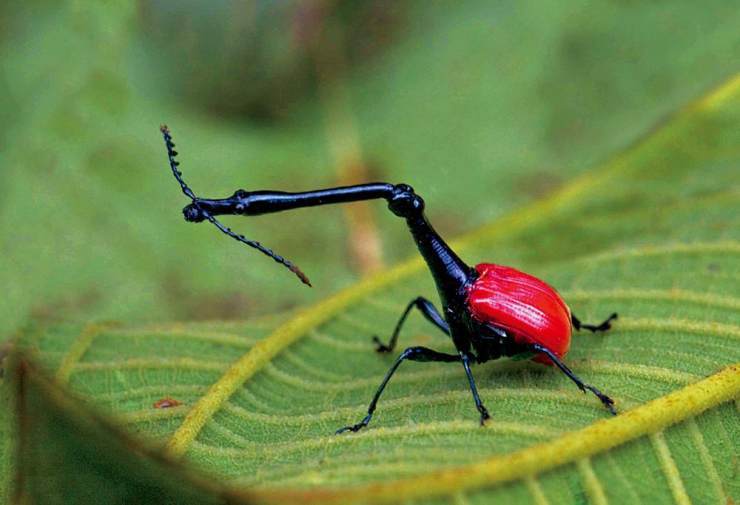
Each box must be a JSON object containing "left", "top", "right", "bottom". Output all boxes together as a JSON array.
[
  {"left": 141, "top": 0, "right": 405, "bottom": 120},
  {"left": 1, "top": 1, "right": 738, "bottom": 340}
]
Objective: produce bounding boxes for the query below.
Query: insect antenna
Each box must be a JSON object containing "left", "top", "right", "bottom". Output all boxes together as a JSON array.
[
  {"left": 159, "top": 125, "right": 312, "bottom": 287},
  {"left": 160, "top": 125, "right": 197, "bottom": 201},
  {"left": 203, "top": 214, "right": 312, "bottom": 286}
]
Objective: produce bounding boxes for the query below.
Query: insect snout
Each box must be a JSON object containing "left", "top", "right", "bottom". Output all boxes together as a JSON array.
[{"left": 183, "top": 203, "right": 206, "bottom": 222}]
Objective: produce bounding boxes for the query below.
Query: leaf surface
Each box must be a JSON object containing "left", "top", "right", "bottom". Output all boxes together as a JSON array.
[
  {"left": 13, "top": 75, "right": 740, "bottom": 504},
  {"left": 9, "top": 357, "right": 247, "bottom": 505}
]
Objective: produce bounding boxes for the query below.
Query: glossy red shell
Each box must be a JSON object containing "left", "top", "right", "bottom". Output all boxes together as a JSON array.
[{"left": 467, "top": 263, "right": 572, "bottom": 364}]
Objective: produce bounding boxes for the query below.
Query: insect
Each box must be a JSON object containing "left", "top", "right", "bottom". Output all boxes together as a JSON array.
[{"left": 160, "top": 125, "right": 618, "bottom": 434}]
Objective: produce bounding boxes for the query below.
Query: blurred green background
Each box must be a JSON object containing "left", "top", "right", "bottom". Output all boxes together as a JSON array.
[{"left": 1, "top": 0, "right": 738, "bottom": 338}]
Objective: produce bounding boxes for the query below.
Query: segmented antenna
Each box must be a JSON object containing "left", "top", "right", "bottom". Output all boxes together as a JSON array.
[{"left": 159, "top": 125, "right": 311, "bottom": 287}]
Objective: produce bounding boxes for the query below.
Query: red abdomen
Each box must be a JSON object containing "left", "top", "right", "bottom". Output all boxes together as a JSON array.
[{"left": 467, "top": 263, "right": 572, "bottom": 364}]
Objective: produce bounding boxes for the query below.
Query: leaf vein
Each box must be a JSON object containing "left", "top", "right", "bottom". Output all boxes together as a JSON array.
[
  {"left": 74, "top": 357, "right": 228, "bottom": 373},
  {"left": 649, "top": 431, "right": 692, "bottom": 505},
  {"left": 686, "top": 418, "right": 727, "bottom": 504},
  {"left": 191, "top": 419, "right": 561, "bottom": 457},
  {"left": 562, "top": 289, "right": 740, "bottom": 311},
  {"left": 525, "top": 476, "right": 551, "bottom": 505},
  {"left": 577, "top": 458, "right": 609, "bottom": 505},
  {"left": 55, "top": 324, "right": 106, "bottom": 384}
]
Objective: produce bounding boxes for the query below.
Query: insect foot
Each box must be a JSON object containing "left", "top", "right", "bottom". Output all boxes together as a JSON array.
[
  {"left": 335, "top": 414, "right": 372, "bottom": 435},
  {"left": 576, "top": 312, "right": 619, "bottom": 333},
  {"left": 592, "top": 312, "right": 619, "bottom": 332},
  {"left": 372, "top": 336, "right": 392, "bottom": 353},
  {"left": 579, "top": 383, "right": 617, "bottom": 415},
  {"left": 595, "top": 390, "right": 617, "bottom": 415},
  {"left": 479, "top": 406, "right": 491, "bottom": 426}
]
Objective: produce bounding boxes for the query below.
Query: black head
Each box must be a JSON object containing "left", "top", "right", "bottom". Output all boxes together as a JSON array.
[
  {"left": 183, "top": 203, "right": 206, "bottom": 222},
  {"left": 388, "top": 184, "right": 425, "bottom": 218}
]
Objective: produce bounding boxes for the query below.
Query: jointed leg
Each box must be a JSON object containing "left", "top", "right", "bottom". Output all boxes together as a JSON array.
[
  {"left": 572, "top": 312, "right": 618, "bottom": 333},
  {"left": 374, "top": 297, "right": 450, "bottom": 353},
  {"left": 461, "top": 352, "right": 490, "bottom": 425},
  {"left": 336, "top": 346, "right": 459, "bottom": 434},
  {"left": 531, "top": 343, "right": 616, "bottom": 415}
]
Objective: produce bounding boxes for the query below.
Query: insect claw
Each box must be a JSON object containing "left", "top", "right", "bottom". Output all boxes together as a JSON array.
[
  {"left": 335, "top": 423, "right": 365, "bottom": 435},
  {"left": 600, "top": 395, "right": 617, "bottom": 415},
  {"left": 583, "top": 384, "right": 617, "bottom": 414},
  {"left": 372, "top": 336, "right": 391, "bottom": 353},
  {"left": 479, "top": 409, "right": 491, "bottom": 426},
  {"left": 336, "top": 414, "right": 372, "bottom": 434}
]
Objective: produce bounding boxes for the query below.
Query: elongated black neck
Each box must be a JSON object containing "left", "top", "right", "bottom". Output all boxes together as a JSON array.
[
  {"left": 404, "top": 212, "right": 472, "bottom": 308},
  {"left": 183, "top": 182, "right": 473, "bottom": 300},
  {"left": 191, "top": 183, "right": 395, "bottom": 217}
]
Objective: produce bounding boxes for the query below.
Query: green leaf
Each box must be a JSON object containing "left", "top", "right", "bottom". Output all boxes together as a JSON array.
[
  {"left": 7, "top": 357, "right": 247, "bottom": 505},
  {"left": 11, "top": 75, "right": 740, "bottom": 503}
]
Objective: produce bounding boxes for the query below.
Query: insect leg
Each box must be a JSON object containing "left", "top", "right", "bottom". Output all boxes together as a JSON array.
[
  {"left": 571, "top": 313, "right": 618, "bottom": 332},
  {"left": 531, "top": 343, "right": 616, "bottom": 415},
  {"left": 460, "top": 352, "right": 491, "bottom": 425},
  {"left": 336, "top": 346, "right": 459, "bottom": 434},
  {"left": 373, "top": 297, "right": 450, "bottom": 353}
]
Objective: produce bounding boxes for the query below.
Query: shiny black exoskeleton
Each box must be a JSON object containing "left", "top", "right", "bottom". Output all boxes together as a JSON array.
[{"left": 161, "top": 126, "right": 617, "bottom": 433}]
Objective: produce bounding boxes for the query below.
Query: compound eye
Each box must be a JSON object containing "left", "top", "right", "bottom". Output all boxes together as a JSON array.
[
  {"left": 411, "top": 195, "right": 423, "bottom": 210},
  {"left": 234, "top": 189, "right": 249, "bottom": 199}
]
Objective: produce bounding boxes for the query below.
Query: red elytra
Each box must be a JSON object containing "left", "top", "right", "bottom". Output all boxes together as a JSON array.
[{"left": 467, "top": 263, "right": 572, "bottom": 364}]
